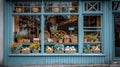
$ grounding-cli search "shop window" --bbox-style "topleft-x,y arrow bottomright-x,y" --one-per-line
44,15 -> 78,53
112,2 -> 120,11
83,16 -> 102,53
44,2 -> 78,13
84,1 -> 101,11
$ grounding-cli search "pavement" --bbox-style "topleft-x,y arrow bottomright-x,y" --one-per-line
0,61 -> 120,67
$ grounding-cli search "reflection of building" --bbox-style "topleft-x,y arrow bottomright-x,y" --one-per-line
3,0 -> 120,66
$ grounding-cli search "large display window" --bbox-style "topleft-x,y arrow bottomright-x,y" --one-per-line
10,1 -> 102,54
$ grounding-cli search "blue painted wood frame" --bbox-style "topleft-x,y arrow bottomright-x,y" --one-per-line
3,0 -> 114,66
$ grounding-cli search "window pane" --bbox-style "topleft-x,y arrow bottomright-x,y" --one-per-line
112,2 -> 120,11
14,16 -> 41,44
84,16 -> 101,27
13,2 -> 41,13
84,32 -> 101,53
44,15 -> 78,44
83,16 -> 102,53
84,2 -> 101,11
44,2 -> 78,13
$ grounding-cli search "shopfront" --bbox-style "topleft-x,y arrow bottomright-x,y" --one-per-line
3,0 -> 119,66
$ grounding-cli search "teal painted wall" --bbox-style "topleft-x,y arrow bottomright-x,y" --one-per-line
0,0 -> 3,65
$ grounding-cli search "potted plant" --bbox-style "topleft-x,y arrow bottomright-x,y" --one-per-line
70,35 -> 78,43
63,35 -> 70,43
29,44 -> 40,53
15,33 -> 25,43
84,35 -> 88,43
10,43 -> 23,54
58,35 -> 63,43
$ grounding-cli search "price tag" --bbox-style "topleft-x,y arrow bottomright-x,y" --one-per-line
68,27 -> 75,31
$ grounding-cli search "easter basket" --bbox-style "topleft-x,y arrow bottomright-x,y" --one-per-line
22,48 -> 30,54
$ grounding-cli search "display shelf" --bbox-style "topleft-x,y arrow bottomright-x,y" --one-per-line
9,53 -> 105,57
84,42 -> 101,44
44,43 -> 78,45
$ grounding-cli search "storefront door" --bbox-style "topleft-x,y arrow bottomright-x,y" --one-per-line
114,14 -> 120,58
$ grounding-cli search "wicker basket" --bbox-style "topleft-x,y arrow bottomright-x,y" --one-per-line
64,38 -> 70,43
93,50 -> 101,53
22,48 -> 30,54
46,49 -> 53,53
71,37 -> 78,43
84,50 -> 92,53
32,7 -> 40,12
32,50 -> 39,53
12,50 -> 20,54
65,50 -> 76,53
15,7 -> 22,13
54,51 -> 64,53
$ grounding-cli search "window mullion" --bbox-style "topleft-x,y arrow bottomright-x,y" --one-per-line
41,1 -> 44,54
79,1 -> 84,54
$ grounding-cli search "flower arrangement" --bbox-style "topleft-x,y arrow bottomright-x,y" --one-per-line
56,31 -> 66,43
54,44 -> 64,53
29,44 -> 40,50
10,43 -> 23,51
29,44 -> 40,53
10,43 -> 23,54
